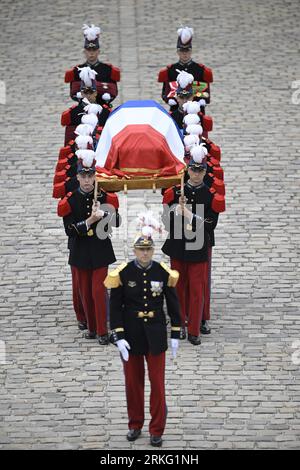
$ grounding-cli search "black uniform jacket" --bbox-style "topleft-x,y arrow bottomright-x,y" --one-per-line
162,182 -> 218,263
170,108 -> 185,130
170,108 -> 186,130
60,188 -> 121,269
108,260 -> 182,355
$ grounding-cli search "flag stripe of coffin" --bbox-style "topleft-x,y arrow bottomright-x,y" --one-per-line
95,100 -> 184,171
99,124 -> 185,177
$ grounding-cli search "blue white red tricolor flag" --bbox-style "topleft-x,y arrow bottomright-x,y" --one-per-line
95,100 -> 185,177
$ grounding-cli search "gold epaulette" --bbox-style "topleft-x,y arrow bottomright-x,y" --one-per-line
160,261 -> 179,287
104,262 -> 127,289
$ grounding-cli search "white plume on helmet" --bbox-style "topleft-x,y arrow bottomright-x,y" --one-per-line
177,26 -> 194,45
137,211 -> 161,237
184,134 -> 200,150
83,99 -> 103,115
75,149 -> 96,168
183,113 -> 200,126
75,135 -> 93,149
176,70 -> 194,89
186,123 -> 203,136
74,123 -> 94,136
141,225 -> 154,238
190,143 -> 208,163
183,101 -> 201,114
82,24 -> 101,41
78,66 -> 97,88
81,113 -> 98,129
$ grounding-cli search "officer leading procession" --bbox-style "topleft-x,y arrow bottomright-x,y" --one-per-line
53,23 -> 225,448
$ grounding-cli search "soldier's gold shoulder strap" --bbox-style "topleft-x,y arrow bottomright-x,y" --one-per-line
104,262 -> 127,289
160,261 -> 179,287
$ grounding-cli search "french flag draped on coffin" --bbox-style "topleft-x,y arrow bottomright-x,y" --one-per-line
95,100 -> 185,190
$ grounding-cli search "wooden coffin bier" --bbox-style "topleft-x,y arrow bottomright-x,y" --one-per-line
94,100 -> 186,194
95,172 -> 184,193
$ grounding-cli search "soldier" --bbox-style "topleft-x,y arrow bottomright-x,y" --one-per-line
57,151 -> 121,345
169,70 -> 194,129
61,66 -> 111,145
104,214 -> 182,447
169,70 -> 212,138
158,26 -> 213,111
161,146 -> 225,345
65,24 -> 120,106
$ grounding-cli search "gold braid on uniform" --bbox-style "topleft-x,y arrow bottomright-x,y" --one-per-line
160,262 -> 179,287
104,262 -> 127,289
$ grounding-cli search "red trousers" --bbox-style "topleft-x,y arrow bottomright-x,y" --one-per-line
123,352 -> 166,437
71,266 -> 108,335
171,257 -> 208,336
71,267 -> 86,324
202,247 -> 212,321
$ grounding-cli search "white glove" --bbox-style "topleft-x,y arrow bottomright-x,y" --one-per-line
116,339 -> 131,361
199,99 -> 206,107
168,98 -> 177,107
94,209 -> 105,219
171,338 -> 179,358
102,92 -> 111,101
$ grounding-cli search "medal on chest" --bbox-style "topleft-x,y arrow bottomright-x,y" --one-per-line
150,281 -> 163,297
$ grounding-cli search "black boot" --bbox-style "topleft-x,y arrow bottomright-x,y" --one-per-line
78,321 -> 87,331
150,435 -> 162,447
98,334 -> 109,345
188,334 -> 201,345
200,320 -> 211,335
83,331 -> 97,339
126,429 -> 141,441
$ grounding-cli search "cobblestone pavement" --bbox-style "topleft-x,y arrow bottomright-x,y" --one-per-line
1,0 -> 300,450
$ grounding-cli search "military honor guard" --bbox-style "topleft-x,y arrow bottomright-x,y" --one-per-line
57,151 -> 121,345
168,70 -> 213,140
65,24 -> 120,106
53,126 -> 97,199
61,66 -> 111,145
162,146 -> 225,345
158,26 -> 213,111
105,213 -> 182,447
